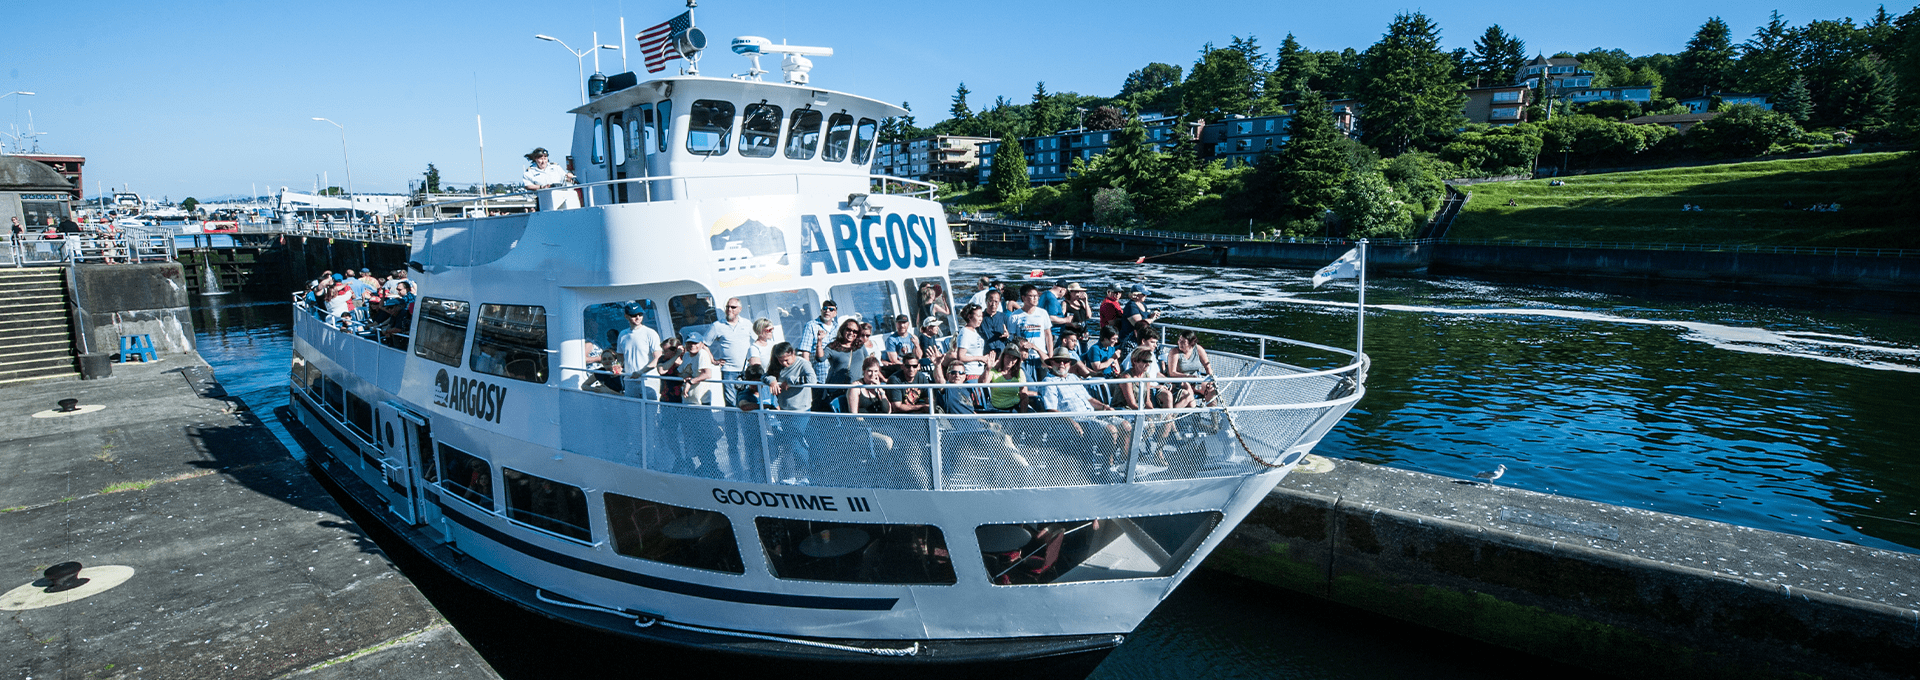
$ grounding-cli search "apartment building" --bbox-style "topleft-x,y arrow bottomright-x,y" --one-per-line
1463,85 -> 1533,125
874,134 -> 997,184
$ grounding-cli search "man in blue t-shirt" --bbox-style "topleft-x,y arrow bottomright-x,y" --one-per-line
881,314 -> 918,367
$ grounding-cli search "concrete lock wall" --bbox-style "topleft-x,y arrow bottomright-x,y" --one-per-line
66,263 -> 194,357
1209,460 -> 1920,680
1433,245 -> 1920,293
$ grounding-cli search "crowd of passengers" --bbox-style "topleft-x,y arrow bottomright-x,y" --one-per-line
588,276 -> 1219,419
298,267 -> 419,348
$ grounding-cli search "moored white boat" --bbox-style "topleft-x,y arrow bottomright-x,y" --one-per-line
284,15 -> 1365,665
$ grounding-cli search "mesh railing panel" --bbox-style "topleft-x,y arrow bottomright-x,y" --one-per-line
940,416 -> 1127,489
645,403 -> 766,482
558,391 -> 646,467
790,413 -> 933,490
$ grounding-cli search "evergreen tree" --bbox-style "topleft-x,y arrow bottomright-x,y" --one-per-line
1182,42 -> 1260,117
1260,90 -> 1351,224
1738,10 -> 1798,95
1670,17 -> 1738,97
1336,171 -> 1409,237
949,82 -> 974,121
1097,113 -> 1167,216
1030,82 -> 1066,136
987,135 -> 1031,207
422,164 -> 441,194
1468,25 -> 1527,86
1357,12 -> 1467,156
1893,7 -> 1920,135
1267,34 -> 1322,107
1832,55 -> 1896,128
1774,77 -> 1813,122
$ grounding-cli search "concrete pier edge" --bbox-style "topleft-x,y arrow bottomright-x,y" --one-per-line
1210,457 -> 1919,680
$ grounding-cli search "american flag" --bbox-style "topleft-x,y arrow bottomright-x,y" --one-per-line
636,11 -> 693,73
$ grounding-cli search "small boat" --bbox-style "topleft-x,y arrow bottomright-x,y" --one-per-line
284,15 -> 1364,665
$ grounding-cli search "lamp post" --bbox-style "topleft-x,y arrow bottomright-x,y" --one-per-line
311,118 -> 354,224
535,33 -> 621,104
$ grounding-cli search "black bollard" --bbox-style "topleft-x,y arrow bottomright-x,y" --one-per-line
43,562 -> 89,592
57,398 -> 80,413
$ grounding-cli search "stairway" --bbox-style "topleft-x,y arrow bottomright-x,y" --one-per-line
0,268 -> 80,385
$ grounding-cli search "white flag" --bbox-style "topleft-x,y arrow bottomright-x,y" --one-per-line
1312,248 -> 1360,288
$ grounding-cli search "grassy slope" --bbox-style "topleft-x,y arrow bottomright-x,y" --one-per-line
1449,151 -> 1920,248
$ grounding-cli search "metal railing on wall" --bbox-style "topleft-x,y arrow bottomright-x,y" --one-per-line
5,233 -> 176,267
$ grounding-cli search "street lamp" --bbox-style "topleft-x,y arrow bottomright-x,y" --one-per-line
0,91 -> 34,100
311,118 -> 355,224
535,33 -> 621,104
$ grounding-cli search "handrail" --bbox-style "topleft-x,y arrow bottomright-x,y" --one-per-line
415,171 -> 939,214
962,218 -> 1920,258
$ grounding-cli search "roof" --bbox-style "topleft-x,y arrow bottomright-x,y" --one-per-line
1523,55 -> 1582,67
1624,112 -> 1721,125
0,156 -> 75,190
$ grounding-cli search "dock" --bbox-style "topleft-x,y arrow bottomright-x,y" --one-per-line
0,353 -> 499,679
1213,456 -> 1920,680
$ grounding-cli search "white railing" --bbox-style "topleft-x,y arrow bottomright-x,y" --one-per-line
6,233 -> 176,267
413,171 -> 939,215
296,303 -> 1363,491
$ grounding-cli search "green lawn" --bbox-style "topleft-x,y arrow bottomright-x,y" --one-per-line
1449,151 -> 1920,248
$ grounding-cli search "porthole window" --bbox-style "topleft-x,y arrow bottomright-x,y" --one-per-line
606,494 -> 743,573
687,99 -> 735,156
738,102 -> 781,158
502,468 -> 591,542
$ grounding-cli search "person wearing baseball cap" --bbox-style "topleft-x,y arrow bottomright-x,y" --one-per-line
1038,345 -> 1126,465
616,303 -> 661,399
677,331 -> 719,406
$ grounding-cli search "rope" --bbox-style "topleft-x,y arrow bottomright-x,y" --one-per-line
535,588 -> 919,657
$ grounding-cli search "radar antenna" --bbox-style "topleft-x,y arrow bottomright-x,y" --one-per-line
729,36 -> 833,84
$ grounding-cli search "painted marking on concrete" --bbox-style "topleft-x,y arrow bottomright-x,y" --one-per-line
1293,454 -> 1335,474
31,404 -> 107,418
1498,506 -> 1622,542
0,565 -> 136,610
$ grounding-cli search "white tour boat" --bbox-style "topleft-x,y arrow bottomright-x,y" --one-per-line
286,18 -> 1365,665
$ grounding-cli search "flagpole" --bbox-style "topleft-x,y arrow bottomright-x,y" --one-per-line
1356,238 -> 1368,361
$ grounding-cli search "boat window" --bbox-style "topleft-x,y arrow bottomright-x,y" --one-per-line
583,300 -> 659,389
853,118 -> 878,164
667,293 -> 718,340
502,468 -> 591,542
627,113 -> 645,155
470,304 -> 549,384
413,298 -> 472,367
757,519 -> 956,585
687,99 -> 734,156
823,113 -> 854,162
593,117 -> 606,165
438,443 -> 494,512
905,277 -> 953,335
784,108 -> 823,160
975,511 -> 1221,586
656,99 -> 672,153
733,290 -> 817,352
344,391 -> 374,442
828,281 -> 899,330
290,350 -> 317,396
321,375 -> 344,415
609,113 -> 627,167
738,102 -> 781,159
605,494 -> 744,574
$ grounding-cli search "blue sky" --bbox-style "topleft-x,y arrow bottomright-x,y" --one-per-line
3,0 -> 1911,201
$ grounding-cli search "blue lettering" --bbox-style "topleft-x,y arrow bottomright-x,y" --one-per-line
829,214 -> 867,272
885,214 -> 912,269
860,216 -> 892,271
904,215 -> 928,268
799,215 -> 837,276
921,214 -> 942,265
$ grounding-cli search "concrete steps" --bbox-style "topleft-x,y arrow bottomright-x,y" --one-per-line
0,268 -> 78,385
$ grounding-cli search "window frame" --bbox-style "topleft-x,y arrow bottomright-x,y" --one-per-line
738,102 -> 783,159
413,298 -> 472,368
686,99 -> 735,157
469,303 -> 549,384
502,467 -> 593,542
